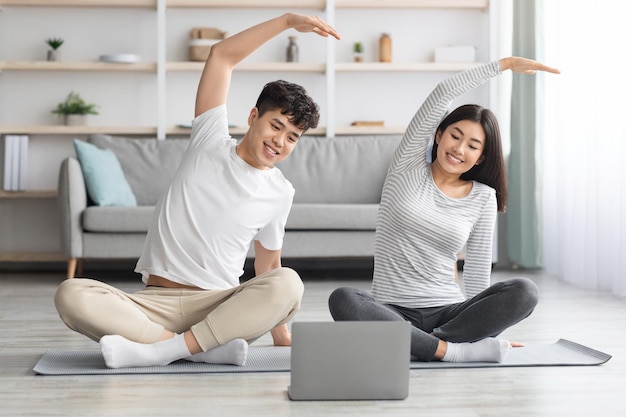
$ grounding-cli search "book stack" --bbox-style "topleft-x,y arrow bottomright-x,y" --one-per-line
2,135 -> 29,191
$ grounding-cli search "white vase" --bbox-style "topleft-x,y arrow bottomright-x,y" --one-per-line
64,114 -> 87,126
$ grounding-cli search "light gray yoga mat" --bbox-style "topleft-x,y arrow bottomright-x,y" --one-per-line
33,339 -> 611,375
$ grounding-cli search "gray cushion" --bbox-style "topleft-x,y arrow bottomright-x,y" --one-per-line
286,204 -> 379,230
82,206 -> 154,232
88,135 -> 189,206
277,135 -> 401,204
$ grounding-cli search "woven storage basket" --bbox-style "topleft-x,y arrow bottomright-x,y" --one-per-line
188,27 -> 226,62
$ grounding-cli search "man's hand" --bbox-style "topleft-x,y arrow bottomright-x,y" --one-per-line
271,323 -> 292,346
285,13 -> 341,40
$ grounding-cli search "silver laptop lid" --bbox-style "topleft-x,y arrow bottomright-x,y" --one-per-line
288,321 -> 411,401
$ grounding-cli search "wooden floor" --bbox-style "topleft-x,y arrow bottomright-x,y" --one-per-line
1,264 -> 625,417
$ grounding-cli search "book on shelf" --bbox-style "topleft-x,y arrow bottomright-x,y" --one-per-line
2,135 -> 12,191
2,135 -> 29,191
18,135 -> 29,190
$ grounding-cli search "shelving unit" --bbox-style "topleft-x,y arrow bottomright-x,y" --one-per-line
0,0 -> 493,262
0,0 -> 490,137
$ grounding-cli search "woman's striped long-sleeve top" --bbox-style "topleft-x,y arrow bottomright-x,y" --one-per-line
371,61 -> 502,308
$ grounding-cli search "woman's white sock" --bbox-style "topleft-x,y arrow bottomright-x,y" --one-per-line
100,333 -> 191,369
185,339 -> 249,366
442,338 -> 511,363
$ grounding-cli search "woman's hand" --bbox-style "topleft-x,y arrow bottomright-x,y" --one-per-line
500,57 -> 560,75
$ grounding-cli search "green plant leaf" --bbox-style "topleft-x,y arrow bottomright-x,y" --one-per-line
52,92 -> 99,115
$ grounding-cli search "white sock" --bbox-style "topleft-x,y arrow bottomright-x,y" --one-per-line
185,339 -> 249,366
442,338 -> 511,363
100,333 -> 191,369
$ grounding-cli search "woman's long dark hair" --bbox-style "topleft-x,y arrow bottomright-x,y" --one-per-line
430,104 -> 508,212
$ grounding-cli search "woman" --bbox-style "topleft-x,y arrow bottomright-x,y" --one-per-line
329,57 -> 560,363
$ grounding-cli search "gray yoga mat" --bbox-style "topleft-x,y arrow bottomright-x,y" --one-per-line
33,339 -> 611,375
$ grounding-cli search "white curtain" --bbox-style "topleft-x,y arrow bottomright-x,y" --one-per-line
540,1 -> 626,296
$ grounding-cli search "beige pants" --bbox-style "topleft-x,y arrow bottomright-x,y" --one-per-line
54,267 -> 304,352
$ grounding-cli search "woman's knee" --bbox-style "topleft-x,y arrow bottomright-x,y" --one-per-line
509,277 -> 539,311
328,287 -> 364,320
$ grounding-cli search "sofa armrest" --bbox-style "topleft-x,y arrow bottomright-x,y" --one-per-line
57,157 -> 86,258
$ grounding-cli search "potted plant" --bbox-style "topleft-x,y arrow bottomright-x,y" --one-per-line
46,37 -> 64,61
353,42 -> 364,63
52,92 -> 99,126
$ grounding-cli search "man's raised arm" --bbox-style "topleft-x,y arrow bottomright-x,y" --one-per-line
195,13 -> 340,117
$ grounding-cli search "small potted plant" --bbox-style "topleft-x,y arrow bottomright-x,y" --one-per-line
353,42 -> 364,63
52,92 -> 99,126
46,37 -> 64,61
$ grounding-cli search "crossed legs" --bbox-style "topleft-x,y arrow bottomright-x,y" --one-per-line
328,278 -> 538,362
54,267 -> 304,368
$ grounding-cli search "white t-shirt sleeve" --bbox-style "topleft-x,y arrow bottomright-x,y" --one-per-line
189,105 -> 231,149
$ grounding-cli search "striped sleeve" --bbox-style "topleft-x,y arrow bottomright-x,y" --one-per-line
462,185 -> 497,298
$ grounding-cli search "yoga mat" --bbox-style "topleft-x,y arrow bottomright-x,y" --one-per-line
33,339 -> 611,376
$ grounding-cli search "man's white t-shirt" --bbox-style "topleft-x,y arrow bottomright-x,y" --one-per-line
135,105 -> 295,290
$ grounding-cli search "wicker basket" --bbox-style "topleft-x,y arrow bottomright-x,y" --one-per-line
188,27 -> 226,62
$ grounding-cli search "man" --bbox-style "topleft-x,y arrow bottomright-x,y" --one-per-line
54,13 -> 340,368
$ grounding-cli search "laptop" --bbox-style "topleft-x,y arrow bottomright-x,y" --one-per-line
288,321 -> 411,401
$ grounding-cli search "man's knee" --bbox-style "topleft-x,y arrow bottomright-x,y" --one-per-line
54,278 -> 91,330
258,267 -> 304,304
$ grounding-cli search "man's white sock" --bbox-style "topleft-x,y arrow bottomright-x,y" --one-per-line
185,339 -> 249,366
100,333 -> 191,369
442,338 -> 511,363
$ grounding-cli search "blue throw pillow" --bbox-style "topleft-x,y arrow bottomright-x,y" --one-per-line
73,139 -> 137,207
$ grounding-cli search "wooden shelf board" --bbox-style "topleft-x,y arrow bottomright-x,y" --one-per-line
0,190 -> 57,199
0,61 -> 480,73
1,0 -> 486,8
0,252 -> 65,262
0,125 -> 329,137
166,0 -> 325,9
0,125 -> 391,137
335,62 -> 483,72
0,61 -> 156,72
167,61 -> 326,73
0,0 -> 155,7
334,126 -> 406,135
335,0 -> 488,8
0,125 -> 158,135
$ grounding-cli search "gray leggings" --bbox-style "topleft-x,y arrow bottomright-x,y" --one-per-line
328,278 -> 539,362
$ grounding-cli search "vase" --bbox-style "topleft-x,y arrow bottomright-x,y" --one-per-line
47,50 -> 57,62
286,36 -> 299,62
64,114 -> 87,126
